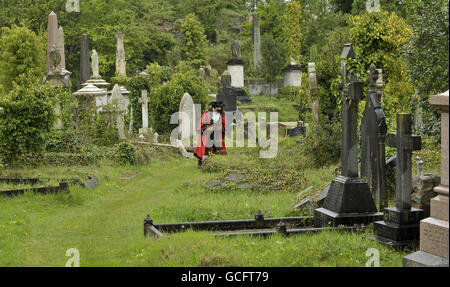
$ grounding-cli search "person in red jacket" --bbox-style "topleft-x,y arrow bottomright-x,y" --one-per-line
194,102 -> 227,168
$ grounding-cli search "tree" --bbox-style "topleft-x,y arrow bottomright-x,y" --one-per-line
260,33 -> 285,92
0,25 -> 45,93
177,13 -> 209,69
282,1 -> 303,65
405,0 -> 449,136
348,11 -> 414,129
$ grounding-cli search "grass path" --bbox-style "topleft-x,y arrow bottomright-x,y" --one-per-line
0,157 -> 409,267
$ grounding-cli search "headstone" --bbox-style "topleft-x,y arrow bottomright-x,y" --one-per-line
178,93 -> 196,147
373,113 -> 424,247
138,90 -> 151,135
80,34 -> 90,85
412,174 -> 440,218
216,71 -> 237,112
360,64 -> 388,209
294,197 -> 315,215
314,44 -> 383,227
283,64 -> 302,87
227,41 -> 245,89
110,84 -> 127,140
308,62 -> 320,125
84,177 -> 98,190
287,126 -> 306,137
404,90 -> 449,267
252,12 -> 262,71
115,32 -> 126,77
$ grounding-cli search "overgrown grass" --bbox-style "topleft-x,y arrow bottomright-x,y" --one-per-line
0,142 -> 410,267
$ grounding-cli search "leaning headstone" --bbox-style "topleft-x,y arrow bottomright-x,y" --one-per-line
115,32 -> 126,77
138,90 -> 151,135
80,34 -> 90,85
412,174 -> 440,218
110,84 -> 127,140
404,90 -> 449,267
373,113 -> 423,247
308,62 -> 320,125
314,44 -> 382,227
252,12 -> 262,71
360,64 -> 388,209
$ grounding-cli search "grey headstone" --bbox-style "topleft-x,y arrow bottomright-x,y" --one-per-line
317,185 -> 330,207
294,197 -> 315,214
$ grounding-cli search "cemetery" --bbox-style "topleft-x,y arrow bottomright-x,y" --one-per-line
0,0 -> 448,268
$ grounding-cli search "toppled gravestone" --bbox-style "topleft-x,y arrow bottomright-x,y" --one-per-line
317,185 -> 330,207
412,174 -> 440,218
294,197 -> 315,215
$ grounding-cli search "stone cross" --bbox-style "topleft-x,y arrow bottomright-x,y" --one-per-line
115,32 -> 126,77
340,44 -> 364,178
80,34 -> 90,84
360,64 -> 387,208
91,50 -> 99,78
388,113 -> 422,211
252,12 -> 262,71
47,12 -> 58,73
138,90 -> 150,134
308,62 -> 320,125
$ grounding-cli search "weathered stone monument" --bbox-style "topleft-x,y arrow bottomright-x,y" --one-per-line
404,90 -> 449,267
73,83 -> 108,129
110,84 -> 127,140
252,12 -> 262,71
80,34 -> 90,85
308,62 -> 320,125
115,32 -> 126,77
360,64 -> 388,209
283,59 -> 302,88
138,90 -> 151,135
44,12 -> 71,87
227,41 -> 244,87
314,44 -> 383,227
373,113 -> 423,247
82,50 -> 110,91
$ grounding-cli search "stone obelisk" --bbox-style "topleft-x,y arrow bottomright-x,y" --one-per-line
47,11 -> 58,73
115,32 -> 126,77
252,13 -> 262,71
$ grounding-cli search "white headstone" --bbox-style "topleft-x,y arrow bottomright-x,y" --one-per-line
179,93 -> 197,147
91,50 -> 100,78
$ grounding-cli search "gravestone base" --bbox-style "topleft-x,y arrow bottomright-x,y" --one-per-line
314,176 -> 383,227
139,127 -> 152,135
314,208 -> 383,227
44,71 -> 72,88
373,207 -> 423,248
403,251 -> 449,267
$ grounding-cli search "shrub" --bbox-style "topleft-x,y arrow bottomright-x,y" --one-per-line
0,83 -> 56,165
302,118 -> 342,168
150,69 -> 209,135
114,142 -> 139,165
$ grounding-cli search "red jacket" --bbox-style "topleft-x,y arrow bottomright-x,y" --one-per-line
194,110 -> 227,161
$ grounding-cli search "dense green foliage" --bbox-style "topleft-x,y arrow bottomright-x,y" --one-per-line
0,25 -> 45,93
151,69 -> 209,134
0,84 -> 56,165
176,13 -> 209,69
